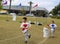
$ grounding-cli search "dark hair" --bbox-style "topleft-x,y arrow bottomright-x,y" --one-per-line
23,17 -> 27,20
52,20 -> 55,23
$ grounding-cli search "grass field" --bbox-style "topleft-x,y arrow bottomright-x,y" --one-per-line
0,15 -> 60,44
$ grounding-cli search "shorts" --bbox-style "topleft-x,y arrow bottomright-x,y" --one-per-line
51,29 -> 55,33
22,29 -> 28,33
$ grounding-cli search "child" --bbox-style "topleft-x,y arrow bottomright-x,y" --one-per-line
49,20 -> 57,38
43,25 -> 50,38
20,17 -> 31,44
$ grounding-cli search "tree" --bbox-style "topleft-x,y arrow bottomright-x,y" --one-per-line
50,3 -> 60,15
0,0 -> 2,1
20,8 -> 26,15
0,0 -> 2,9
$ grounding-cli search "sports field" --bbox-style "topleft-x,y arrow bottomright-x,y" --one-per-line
0,15 -> 60,44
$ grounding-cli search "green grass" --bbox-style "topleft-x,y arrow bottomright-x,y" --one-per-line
0,15 -> 60,44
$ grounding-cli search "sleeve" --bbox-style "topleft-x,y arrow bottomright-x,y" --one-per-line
49,24 -> 51,27
20,23 -> 23,28
54,24 -> 57,27
28,23 -> 31,27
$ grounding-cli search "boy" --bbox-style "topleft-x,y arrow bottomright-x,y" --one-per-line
43,25 -> 50,38
20,17 -> 31,44
49,20 -> 57,38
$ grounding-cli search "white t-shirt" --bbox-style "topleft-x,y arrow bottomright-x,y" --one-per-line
49,23 -> 57,30
20,22 -> 31,33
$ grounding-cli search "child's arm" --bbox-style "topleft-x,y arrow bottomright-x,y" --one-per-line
20,23 -> 24,30
28,23 -> 31,30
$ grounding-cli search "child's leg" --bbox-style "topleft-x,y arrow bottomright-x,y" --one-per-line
51,29 -> 55,37
26,30 -> 31,38
24,31 -> 28,41
24,30 -> 31,43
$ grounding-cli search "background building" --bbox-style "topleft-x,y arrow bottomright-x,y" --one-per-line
2,5 -> 49,17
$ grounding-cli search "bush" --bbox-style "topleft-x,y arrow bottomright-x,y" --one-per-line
50,16 -> 60,19
56,16 -> 60,19
50,16 -> 57,18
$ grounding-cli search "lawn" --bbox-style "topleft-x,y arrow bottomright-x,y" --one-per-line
0,15 -> 60,44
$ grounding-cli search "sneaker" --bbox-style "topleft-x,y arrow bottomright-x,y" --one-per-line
25,41 -> 27,44
28,34 -> 31,38
52,36 -> 55,38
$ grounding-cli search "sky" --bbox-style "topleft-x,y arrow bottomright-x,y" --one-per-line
3,0 -> 60,12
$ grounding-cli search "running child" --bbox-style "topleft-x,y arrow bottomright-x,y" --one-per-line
20,17 -> 31,44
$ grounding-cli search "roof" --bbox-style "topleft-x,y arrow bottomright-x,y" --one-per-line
3,5 -> 48,13
3,6 -> 29,11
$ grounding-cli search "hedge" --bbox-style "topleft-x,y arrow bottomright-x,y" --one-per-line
50,16 -> 60,19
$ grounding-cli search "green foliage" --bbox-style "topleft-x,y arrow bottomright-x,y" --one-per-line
0,0 -> 2,1
50,16 -> 60,19
50,3 -> 60,15
56,16 -> 60,19
20,8 -> 26,15
35,10 -> 47,17
0,1 -> 2,9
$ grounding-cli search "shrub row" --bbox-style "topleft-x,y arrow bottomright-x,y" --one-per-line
50,16 -> 60,19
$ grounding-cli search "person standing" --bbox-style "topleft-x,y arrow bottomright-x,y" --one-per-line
49,20 -> 57,38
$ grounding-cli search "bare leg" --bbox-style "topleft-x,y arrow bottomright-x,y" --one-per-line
24,31 -> 31,44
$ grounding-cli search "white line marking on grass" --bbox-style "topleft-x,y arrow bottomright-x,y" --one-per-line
0,35 -> 23,42
38,38 -> 48,44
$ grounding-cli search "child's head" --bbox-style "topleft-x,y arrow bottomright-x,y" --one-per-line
22,17 -> 27,22
52,20 -> 55,23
